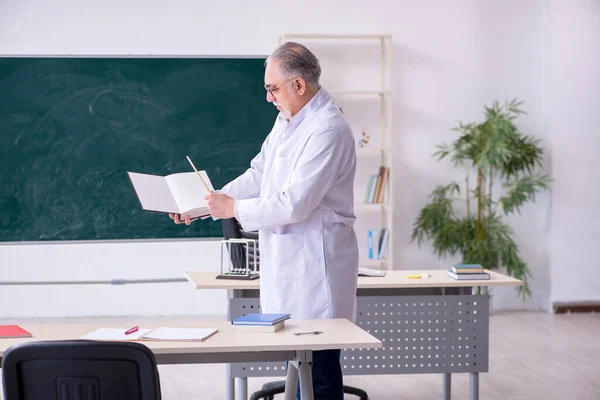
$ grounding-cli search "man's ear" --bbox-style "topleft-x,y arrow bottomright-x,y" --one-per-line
295,78 -> 307,95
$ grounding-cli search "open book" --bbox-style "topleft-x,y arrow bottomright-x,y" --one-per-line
127,171 -> 215,219
79,327 -> 219,342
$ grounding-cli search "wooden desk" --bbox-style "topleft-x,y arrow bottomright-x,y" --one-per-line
185,269 -> 523,400
185,269 -> 523,290
0,319 -> 381,400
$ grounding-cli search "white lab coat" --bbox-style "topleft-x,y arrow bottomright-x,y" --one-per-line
220,87 -> 359,321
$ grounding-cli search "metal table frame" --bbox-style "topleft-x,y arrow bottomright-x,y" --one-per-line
225,285 -> 488,400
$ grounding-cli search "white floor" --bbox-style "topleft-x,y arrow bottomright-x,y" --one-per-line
2,311 -> 599,399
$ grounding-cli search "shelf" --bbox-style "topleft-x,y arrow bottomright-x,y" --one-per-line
284,33 -> 393,274
356,147 -> 390,155
354,202 -> 387,210
360,259 -> 387,268
330,90 -> 390,97
281,34 -> 391,40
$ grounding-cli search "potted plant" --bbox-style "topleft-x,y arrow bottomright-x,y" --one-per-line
411,99 -> 551,298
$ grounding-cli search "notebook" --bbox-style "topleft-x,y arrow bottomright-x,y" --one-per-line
452,264 -> 484,274
0,325 -> 32,339
447,270 -> 490,280
80,327 -> 218,342
79,328 -> 154,341
142,327 -> 219,342
234,321 -> 286,333
231,313 -> 291,326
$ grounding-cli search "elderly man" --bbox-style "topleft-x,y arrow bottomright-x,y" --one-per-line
171,42 -> 358,399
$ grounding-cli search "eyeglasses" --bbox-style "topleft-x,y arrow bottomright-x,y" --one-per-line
264,77 -> 298,98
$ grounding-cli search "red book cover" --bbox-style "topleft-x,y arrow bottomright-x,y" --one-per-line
0,325 -> 32,338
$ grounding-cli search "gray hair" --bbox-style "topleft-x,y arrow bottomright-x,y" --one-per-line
266,42 -> 321,87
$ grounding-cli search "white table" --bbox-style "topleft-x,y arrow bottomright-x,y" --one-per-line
0,319 -> 381,400
185,269 -> 523,400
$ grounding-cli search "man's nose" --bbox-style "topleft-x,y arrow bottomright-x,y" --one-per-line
266,91 -> 275,102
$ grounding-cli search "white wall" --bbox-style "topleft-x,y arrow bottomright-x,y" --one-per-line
1,0 -> 595,318
548,0 -> 600,305
0,240 -> 225,318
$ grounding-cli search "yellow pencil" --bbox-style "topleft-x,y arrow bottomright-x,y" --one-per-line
186,156 -> 212,193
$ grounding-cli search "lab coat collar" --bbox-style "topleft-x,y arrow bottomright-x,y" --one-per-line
278,86 -> 329,129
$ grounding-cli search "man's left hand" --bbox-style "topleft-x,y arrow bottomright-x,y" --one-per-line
205,192 -> 235,219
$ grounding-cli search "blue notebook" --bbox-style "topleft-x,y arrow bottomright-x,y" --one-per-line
231,313 -> 291,326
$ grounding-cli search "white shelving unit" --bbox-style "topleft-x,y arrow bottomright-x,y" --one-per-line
279,34 -> 393,270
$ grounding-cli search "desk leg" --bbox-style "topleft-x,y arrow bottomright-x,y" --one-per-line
469,373 -> 479,400
236,377 -> 248,400
298,361 -> 314,400
226,364 -> 235,400
442,373 -> 451,400
285,350 -> 314,400
284,360 -> 299,400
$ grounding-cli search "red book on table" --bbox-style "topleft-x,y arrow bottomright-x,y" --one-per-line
0,325 -> 32,338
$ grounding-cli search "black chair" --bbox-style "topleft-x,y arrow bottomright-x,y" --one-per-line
221,218 -> 369,400
2,340 -> 161,400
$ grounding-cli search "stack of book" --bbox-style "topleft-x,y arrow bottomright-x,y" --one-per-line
447,264 -> 490,280
231,313 -> 291,333
368,228 -> 389,259
364,166 -> 389,204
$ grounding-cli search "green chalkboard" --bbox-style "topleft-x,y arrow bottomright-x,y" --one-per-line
0,57 -> 277,241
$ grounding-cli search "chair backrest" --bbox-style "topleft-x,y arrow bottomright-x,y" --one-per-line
221,218 -> 259,271
2,340 -> 161,400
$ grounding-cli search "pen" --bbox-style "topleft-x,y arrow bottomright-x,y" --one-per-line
124,326 -> 139,335
407,275 -> 421,279
294,331 -> 323,336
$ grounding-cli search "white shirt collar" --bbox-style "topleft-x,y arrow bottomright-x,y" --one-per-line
278,87 -> 328,128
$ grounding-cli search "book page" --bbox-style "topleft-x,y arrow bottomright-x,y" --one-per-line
142,327 -> 219,342
79,328 -> 153,341
128,172 -> 181,213
165,171 -> 214,215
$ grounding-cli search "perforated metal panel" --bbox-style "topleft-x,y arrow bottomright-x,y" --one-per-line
228,294 -> 489,378
229,298 -> 288,377
343,294 -> 489,375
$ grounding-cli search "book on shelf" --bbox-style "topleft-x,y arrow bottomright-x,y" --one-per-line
365,175 -> 377,203
378,228 -> 389,259
363,166 -> 389,204
375,166 -> 390,203
367,228 -> 388,259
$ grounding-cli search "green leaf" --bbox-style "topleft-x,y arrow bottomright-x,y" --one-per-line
498,174 -> 552,215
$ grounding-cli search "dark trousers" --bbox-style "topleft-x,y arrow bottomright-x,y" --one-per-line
292,349 -> 343,400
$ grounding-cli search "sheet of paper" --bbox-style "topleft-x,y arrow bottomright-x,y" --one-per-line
79,328 -> 153,341
128,172 -> 181,213
165,171 -> 213,213
142,327 -> 219,342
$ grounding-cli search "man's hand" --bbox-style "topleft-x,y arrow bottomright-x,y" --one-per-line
205,192 -> 235,219
169,213 -> 194,225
